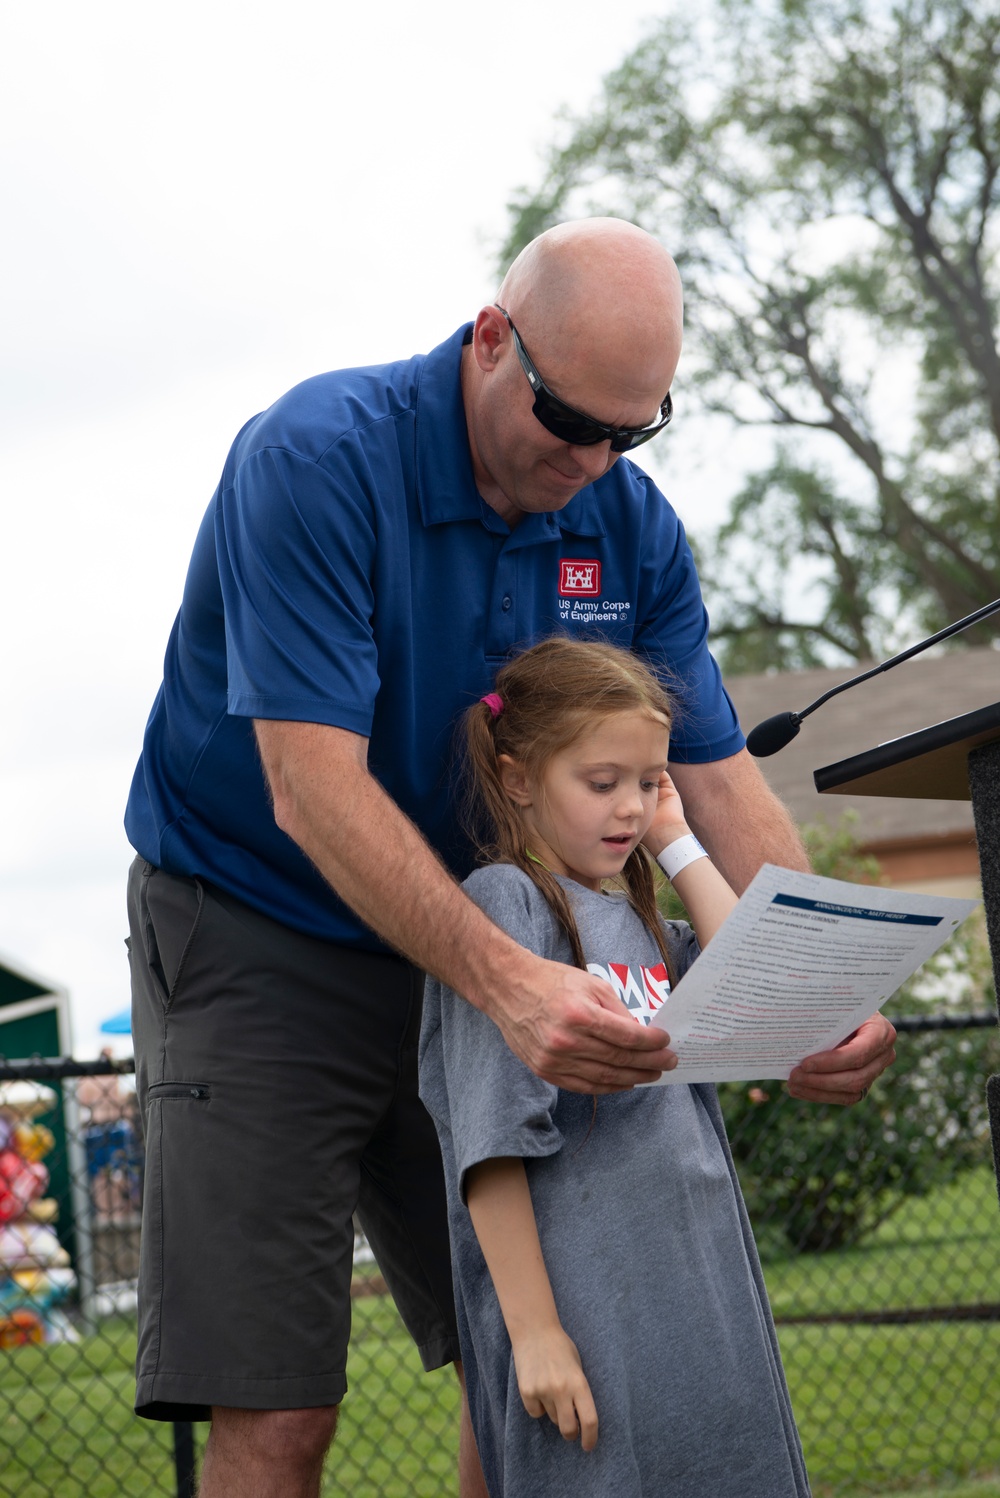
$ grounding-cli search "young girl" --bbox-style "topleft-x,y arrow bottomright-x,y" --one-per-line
419,639 -> 810,1498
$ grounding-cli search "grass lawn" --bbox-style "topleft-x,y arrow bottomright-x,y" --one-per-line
779,1319 -> 1000,1493
763,1165 -> 1000,1494
0,1168 -> 997,1495
833,1484 -> 1000,1498
761,1168 -> 1000,1318
0,1317 -> 176,1498
332,1294 -> 463,1496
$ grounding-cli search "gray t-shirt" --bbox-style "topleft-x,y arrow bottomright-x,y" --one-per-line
419,864 -> 810,1498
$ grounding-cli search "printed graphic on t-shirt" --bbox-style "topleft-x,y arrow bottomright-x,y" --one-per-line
587,961 -> 671,1025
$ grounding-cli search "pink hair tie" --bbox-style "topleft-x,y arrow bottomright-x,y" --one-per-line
480,692 -> 504,718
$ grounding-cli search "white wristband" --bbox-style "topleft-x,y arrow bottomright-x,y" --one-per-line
656,834 -> 709,883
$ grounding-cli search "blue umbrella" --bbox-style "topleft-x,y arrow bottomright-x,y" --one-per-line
99,1007 -> 132,1035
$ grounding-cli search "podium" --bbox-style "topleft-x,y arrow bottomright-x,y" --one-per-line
814,702 -> 1000,1199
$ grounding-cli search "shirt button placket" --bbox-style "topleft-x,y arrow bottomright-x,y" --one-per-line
499,587 -> 514,653
486,557 -> 517,659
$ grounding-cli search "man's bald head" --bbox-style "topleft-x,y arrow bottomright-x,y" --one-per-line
496,219 -> 682,393
461,219 -> 683,527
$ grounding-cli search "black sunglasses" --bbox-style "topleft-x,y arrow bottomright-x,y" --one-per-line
496,306 -> 673,453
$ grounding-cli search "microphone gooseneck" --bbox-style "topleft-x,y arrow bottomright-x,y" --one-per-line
745,597 -> 1000,758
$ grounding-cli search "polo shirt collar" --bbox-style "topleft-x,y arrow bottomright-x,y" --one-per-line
414,324 -> 606,539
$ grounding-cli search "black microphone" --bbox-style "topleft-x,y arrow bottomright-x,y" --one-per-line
746,597 -> 1000,758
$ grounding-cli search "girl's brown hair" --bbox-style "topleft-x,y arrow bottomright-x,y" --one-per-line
463,638 -> 676,979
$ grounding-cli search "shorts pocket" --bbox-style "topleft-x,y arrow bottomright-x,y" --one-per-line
148,1082 -> 211,1102
139,870 -> 206,1014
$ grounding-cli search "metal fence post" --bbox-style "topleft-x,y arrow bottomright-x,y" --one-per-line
61,1076 -> 98,1333
173,1420 -> 197,1498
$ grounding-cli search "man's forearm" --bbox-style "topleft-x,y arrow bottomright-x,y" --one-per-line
691,794 -> 807,894
669,749 -> 808,894
255,719 -> 527,1014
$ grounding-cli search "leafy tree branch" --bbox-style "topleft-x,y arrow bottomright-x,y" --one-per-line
503,0 -> 1000,668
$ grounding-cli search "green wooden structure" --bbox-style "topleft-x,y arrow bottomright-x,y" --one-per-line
0,951 -> 71,1062
0,952 -> 80,1279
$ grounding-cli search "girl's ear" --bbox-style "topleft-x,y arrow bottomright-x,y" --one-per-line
498,754 -> 532,807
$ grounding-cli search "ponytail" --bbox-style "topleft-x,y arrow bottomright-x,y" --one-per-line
463,699 -> 589,969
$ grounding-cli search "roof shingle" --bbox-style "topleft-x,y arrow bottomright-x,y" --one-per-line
723,646 -> 999,844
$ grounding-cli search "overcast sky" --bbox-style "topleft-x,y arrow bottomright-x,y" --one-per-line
1,0 -> 747,1058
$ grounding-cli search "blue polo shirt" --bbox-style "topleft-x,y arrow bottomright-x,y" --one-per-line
125,324 -> 744,948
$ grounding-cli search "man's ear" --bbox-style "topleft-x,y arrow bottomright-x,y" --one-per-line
471,305 -> 507,373
498,754 -> 532,807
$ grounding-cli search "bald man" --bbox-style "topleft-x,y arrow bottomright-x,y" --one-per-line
125,219 -> 895,1497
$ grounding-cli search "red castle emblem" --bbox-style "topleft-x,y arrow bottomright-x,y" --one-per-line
559,559 -> 601,596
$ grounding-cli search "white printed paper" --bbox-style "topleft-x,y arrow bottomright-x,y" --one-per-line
650,864 -> 976,1083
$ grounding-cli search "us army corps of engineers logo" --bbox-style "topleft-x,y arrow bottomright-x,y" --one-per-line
557,558 -> 633,625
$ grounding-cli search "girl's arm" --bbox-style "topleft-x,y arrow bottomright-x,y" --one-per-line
641,772 -> 739,947
465,1156 -> 599,1451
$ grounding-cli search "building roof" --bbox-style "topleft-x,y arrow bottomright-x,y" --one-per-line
723,645 -> 1000,845
0,952 -> 58,1011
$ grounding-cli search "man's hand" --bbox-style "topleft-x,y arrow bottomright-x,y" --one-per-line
788,1013 -> 897,1105
486,959 -> 677,1094
513,1325 -> 599,1451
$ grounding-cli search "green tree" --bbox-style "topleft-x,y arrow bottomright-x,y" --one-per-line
502,0 -> 1000,670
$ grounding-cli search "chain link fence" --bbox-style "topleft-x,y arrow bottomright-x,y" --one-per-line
0,1017 -> 997,1497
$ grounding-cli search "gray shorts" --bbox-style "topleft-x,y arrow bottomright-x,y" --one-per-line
126,858 -> 460,1421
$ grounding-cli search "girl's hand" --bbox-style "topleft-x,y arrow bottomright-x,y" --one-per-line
512,1325 -> 599,1450
640,771 -> 690,859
